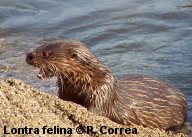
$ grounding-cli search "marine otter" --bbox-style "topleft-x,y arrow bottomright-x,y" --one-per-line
26,40 -> 187,132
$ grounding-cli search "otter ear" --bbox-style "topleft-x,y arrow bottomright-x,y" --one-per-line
71,52 -> 90,65
71,52 -> 78,58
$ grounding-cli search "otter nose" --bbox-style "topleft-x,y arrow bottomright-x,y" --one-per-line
26,52 -> 36,64
27,52 -> 34,61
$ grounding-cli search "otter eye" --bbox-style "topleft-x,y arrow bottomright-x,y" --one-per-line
42,52 -> 50,58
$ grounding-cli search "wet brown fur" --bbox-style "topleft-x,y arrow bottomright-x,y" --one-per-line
26,40 -> 187,132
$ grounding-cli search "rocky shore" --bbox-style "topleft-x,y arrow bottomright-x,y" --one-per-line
0,78 -> 188,137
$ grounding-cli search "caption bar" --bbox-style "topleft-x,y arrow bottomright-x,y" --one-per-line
3,126 -> 137,135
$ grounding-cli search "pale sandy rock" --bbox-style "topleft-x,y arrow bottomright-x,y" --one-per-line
0,79 -> 188,137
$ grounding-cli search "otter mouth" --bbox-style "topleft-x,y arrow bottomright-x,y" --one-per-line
37,68 -> 54,79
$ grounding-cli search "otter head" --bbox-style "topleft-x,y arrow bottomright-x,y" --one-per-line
26,40 -> 111,89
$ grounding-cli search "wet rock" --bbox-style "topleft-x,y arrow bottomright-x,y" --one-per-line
0,38 -> 6,54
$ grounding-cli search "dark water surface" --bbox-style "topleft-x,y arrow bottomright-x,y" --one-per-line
0,0 -> 192,124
